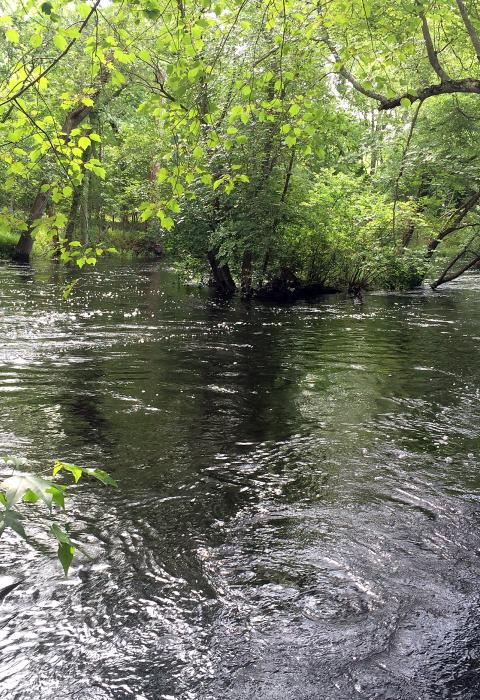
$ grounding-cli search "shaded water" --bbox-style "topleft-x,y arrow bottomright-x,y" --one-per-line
1,259 -> 480,700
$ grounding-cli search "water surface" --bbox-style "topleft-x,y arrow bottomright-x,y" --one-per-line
1,260 -> 480,699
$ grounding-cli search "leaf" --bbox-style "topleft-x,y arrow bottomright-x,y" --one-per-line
22,488 -> 39,503
1,473 -> 56,507
92,166 -> 105,179
77,3 -> 91,19
81,97 -> 94,107
166,199 -> 180,214
400,97 -> 411,108
53,33 -> 68,52
5,28 -> 19,44
113,49 -> 133,64
156,167 -> 168,183
63,278 -> 79,300
78,136 -> 91,150
84,468 -> 118,487
30,33 -> 43,49
0,510 -> 26,539
50,525 -> 75,575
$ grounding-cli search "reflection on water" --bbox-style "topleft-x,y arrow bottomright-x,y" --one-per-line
1,260 -> 480,699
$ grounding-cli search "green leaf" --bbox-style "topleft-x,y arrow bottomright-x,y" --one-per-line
84,468 -> 118,487
53,33 -> 68,52
0,510 -> 26,539
400,97 -> 411,108
30,33 -> 43,49
53,461 -> 82,482
51,524 -> 75,575
78,136 -> 91,150
5,28 -> 19,44
166,199 -> 180,213
1,473 -> 56,507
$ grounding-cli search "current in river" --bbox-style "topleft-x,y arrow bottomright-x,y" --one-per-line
1,260 -> 480,699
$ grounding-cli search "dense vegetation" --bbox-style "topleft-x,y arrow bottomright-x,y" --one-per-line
2,0 -> 480,295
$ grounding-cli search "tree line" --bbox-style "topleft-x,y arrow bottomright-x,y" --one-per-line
2,0 -> 480,296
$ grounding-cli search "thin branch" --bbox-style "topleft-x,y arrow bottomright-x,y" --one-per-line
427,189 -> 480,258
323,35 -> 387,104
419,9 -> 450,81
392,99 -> 423,241
455,0 -> 480,63
0,0 -> 101,109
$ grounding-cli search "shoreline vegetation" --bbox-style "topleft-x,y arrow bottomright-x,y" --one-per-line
2,1 -> 480,298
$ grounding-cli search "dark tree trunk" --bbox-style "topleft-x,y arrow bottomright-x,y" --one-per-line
13,190 -> 50,261
64,188 -> 82,243
240,249 -> 253,298
207,250 -> 236,294
12,76 -> 107,261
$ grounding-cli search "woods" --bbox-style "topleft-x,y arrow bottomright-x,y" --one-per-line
2,0 -> 480,293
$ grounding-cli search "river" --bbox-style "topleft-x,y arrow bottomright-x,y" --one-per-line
1,259 -> 479,699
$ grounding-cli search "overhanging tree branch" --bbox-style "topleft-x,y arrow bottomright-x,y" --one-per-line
455,0 -> 480,63
426,189 -> 480,258
419,9 -> 450,82
0,0 -> 101,109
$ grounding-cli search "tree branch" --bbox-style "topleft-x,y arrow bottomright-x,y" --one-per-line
455,0 -> 480,63
0,0 -> 101,109
419,10 -> 450,82
426,189 -> 480,258
323,36 -> 387,104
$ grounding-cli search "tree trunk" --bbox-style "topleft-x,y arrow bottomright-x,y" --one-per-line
13,78 -> 107,261
207,250 -> 236,294
240,249 -> 253,298
12,190 -> 50,261
64,187 -> 82,243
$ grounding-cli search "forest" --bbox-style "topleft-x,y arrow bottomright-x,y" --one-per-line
2,0 -> 480,297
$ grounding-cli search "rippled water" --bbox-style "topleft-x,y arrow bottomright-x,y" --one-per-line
1,259 -> 480,699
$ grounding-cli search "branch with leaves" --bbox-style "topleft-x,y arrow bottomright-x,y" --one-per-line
0,457 -> 117,575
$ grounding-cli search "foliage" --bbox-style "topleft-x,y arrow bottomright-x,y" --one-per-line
0,456 -> 117,575
1,0 -> 480,289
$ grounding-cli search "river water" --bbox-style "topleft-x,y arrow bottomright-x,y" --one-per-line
0,260 -> 479,699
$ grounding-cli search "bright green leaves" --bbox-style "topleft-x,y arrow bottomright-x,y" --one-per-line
30,32 -> 43,48
53,33 -> 68,52
0,457 -> 117,575
1,473 -> 63,508
78,135 -> 91,150
77,2 -> 91,19
5,28 -> 19,44
50,524 -> 75,576
0,509 -> 26,539
53,461 -> 118,487
113,48 -> 134,64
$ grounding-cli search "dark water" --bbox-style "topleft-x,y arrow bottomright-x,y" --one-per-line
1,260 -> 480,700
